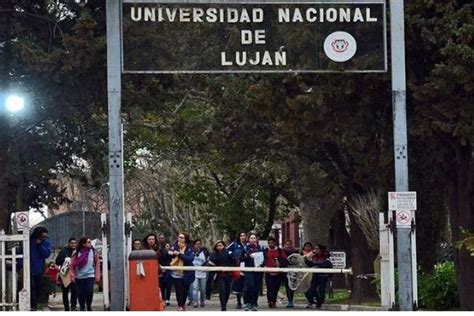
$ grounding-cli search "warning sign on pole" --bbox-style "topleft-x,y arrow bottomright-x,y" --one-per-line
16,211 -> 30,232
396,210 -> 412,227
388,191 -> 417,211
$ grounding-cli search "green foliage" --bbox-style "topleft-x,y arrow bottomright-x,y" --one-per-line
418,262 -> 460,310
455,229 -> 474,256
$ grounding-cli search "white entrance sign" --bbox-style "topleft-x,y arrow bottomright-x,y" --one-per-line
122,0 -> 387,73
16,211 -> 30,231
329,251 -> 346,268
388,191 -> 417,211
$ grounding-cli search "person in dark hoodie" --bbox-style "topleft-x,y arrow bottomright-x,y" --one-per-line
209,240 -> 234,311
30,226 -> 52,311
241,232 -> 264,311
159,241 -> 172,306
168,232 -> 195,311
55,237 -> 78,311
304,244 -> 332,309
227,231 -> 247,309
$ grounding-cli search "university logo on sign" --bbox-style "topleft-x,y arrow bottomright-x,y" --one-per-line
121,0 -> 387,73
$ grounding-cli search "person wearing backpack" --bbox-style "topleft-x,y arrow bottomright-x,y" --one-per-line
56,237 -> 78,311
70,237 -> 101,311
263,236 -> 288,309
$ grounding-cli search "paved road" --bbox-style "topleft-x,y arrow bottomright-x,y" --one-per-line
44,291 -> 380,312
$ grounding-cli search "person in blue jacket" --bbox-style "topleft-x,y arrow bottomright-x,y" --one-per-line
168,232 -> 195,311
226,231 -> 247,309
241,232 -> 264,311
30,226 -> 52,311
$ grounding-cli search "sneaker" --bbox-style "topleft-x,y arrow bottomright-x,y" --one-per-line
166,300 -> 170,306
178,306 -> 185,311
306,304 -> 314,309
71,307 -> 77,311
200,302 -> 205,307
286,302 -> 294,308
251,305 -> 258,311
268,302 -> 276,308
244,304 -> 251,311
187,301 -> 193,306
193,302 -> 198,308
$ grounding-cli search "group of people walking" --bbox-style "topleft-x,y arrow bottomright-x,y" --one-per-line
28,226 -> 331,312
133,230 -> 333,311
29,226 -> 100,312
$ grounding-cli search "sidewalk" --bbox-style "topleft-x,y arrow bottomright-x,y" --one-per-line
43,291 -> 381,312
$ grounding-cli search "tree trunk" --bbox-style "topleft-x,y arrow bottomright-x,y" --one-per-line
330,207 -> 351,289
300,193 -> 333,246
261,188 -> 278,239
348,210 -> 378,303
447,143 -> 474,310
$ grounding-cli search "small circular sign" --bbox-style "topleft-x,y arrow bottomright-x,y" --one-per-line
16,212 -> 29,230
396,211 -> 411,225
324,31 -> 357,63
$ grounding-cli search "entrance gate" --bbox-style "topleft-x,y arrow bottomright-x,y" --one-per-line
0,230 -> 30,311
106,0 -> 415,310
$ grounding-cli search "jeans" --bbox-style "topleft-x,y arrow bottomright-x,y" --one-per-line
265,274 -> 282,304
192,277 -> 207,304
244,272 -> 262,306
305,275 -> 328,307
30,274 -> 43,310
217,275 -> 232,309
61,282 -> 78,310
75,277 -> 95,311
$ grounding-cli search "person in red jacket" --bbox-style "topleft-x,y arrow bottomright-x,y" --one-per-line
263,236 -> 288,308
44,262 -> 60,298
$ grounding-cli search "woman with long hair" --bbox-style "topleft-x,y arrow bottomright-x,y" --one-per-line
168,233 -> 195,311
241,232 -> 264,311
132,239 -> 143,250
301,241 -> 314,256
159,242 -> 173,306
191,239 -> 208,308
70,237 -> 101,311
142,233 -> 158,251
209,240 -> 234,311
227,231 -> 247,309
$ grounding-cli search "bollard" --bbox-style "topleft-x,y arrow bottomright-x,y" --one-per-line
128,250 -> 164,311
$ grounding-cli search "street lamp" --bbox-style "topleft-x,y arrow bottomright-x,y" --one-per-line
6,95 -> 25,113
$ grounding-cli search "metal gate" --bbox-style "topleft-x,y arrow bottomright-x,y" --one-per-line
0,229 -> 30,311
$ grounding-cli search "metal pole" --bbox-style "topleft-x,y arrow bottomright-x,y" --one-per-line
390,0 -> 413,311
106,0 -> 125,310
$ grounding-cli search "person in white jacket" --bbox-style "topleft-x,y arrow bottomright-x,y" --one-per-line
191,239 -> 208,307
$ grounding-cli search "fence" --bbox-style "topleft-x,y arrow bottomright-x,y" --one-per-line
0,229 -> 30,311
